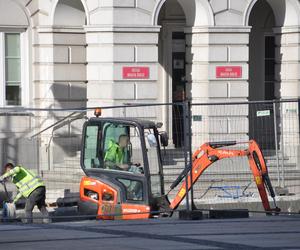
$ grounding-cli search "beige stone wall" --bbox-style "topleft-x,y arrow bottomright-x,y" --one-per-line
6,0 -> 298,111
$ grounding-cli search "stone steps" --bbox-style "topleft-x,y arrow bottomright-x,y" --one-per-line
166,178 -> 300,200
162,168 -> 298,180
163,157 -> 296,166
43,167 -> 83,174
44,181 -> 80,190
42,173 -> 84,183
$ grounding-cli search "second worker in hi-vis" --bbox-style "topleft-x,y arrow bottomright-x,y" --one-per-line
0,163 -> 50,223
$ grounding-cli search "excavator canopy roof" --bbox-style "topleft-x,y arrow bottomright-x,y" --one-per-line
88,117 -> 157,129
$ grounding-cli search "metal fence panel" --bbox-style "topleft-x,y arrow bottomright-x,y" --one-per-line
190,100 -> 300,212
0,100 -> 299,215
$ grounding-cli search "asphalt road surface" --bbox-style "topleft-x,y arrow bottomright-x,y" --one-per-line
0,216 -> 300,250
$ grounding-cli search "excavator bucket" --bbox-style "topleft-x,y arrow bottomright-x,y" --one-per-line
247,140 -> 280,213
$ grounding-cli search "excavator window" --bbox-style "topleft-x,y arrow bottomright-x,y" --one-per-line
145,130 -> 163,197
83,125 -> 101,168
82,122 -> 144,175
117,178 -> 143,201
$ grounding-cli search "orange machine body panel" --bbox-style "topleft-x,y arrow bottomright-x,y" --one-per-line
119,204 -> 151,220
80,176 -> 150,220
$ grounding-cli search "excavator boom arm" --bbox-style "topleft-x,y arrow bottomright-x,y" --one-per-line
169,140 -> 279,213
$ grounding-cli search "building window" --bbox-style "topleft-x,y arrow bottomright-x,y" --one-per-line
5,33 -> 21,105
0,32 -> 24,106
265,36 -> 275,100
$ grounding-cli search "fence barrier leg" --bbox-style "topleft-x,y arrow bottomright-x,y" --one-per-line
183,102 -> 190,212
178,102 -> 202,220
280,103 -> 285,188
273,102 -> 280,188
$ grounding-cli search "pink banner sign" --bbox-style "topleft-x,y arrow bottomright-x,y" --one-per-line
216,66 -> 242,78
123,67 -> 150,79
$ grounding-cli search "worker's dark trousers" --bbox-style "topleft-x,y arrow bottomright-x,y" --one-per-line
24,186 -> 50,223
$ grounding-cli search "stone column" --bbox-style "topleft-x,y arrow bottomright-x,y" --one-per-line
275,27 -> 300,98
85,25 -> 161,119
186,27 -> 250,147
33,26 -> 87,169
275,26 -> 300,170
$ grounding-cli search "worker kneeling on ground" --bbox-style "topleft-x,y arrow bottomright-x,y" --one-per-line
0,163 -> 50,223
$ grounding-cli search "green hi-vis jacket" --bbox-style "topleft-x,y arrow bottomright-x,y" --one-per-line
104,140 -> 125,164
0,166 -> 45,203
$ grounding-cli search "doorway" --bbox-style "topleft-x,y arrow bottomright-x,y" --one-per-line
158,0 -> 187,148
248,0 -> 278,150
172,32 -> 186,147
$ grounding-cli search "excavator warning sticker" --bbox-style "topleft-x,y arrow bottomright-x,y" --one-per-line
255,176 -> 262,185
83,180 -> 97,186
178,188 -> 186,198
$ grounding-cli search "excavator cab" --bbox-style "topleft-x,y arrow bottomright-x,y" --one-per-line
78,117 -> 167,219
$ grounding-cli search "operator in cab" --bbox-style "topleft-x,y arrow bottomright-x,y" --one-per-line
104,134 -> 143,174
104,134 -> 130,170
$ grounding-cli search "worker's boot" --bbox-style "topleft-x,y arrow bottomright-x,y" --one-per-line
23,210 -> 33,224
40,206 -> 51,223
42,217 -> 51,224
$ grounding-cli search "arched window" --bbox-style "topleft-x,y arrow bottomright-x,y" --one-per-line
0,0 -> 29,106
54,0 -> 86,26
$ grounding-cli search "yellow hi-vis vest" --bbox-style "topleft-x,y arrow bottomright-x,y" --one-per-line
2,166 -> 45,203
104,140 -> 125,164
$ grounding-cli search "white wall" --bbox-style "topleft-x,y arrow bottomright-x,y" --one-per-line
54,0 -> 86,26
0,0 -> 28,26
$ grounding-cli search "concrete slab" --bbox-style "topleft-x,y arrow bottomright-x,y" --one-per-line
0,216 -> 299,250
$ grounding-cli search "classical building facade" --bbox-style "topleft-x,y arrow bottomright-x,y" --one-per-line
1,0 -> 300,107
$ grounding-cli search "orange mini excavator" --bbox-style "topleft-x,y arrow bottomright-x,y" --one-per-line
78,112 -> 280,220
